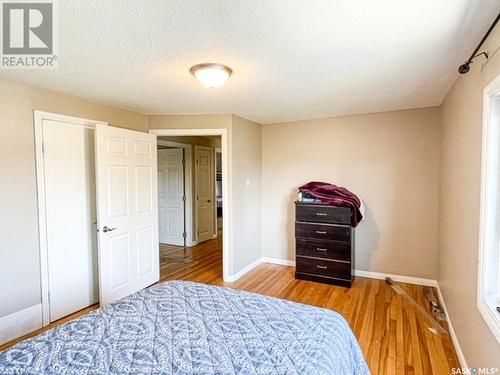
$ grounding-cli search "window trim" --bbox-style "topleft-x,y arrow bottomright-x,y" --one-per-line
478,74 -> 500,344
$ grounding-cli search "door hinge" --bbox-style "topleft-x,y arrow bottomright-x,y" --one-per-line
41,143 -> 45,153
182,158 -> 186,165
183,232 -> 187,238
182,195 -> 186,201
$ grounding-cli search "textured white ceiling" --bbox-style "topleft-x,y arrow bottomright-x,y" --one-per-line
1,0 -> 498,124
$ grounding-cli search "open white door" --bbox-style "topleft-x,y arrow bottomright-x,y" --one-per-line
158,148 -> 185,246
195,146 -> 214,243
95,124 -> 159,305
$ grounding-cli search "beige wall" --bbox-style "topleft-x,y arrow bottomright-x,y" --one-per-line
438,27 -> 500,367
149,114 -> 233,131
231,115 -> 262,272
0,79 -> 148,317
262,107 -> 441,279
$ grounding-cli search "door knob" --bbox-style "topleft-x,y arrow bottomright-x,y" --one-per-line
102,226 -> 117,233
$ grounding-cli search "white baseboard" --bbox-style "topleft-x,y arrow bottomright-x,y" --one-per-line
0,304 -> 43,345
354,270 -> 438,287
261,257 -> 296,267
435,285 -> 468,369
225,257 -> 264,282
231,258 -> 439,287
225,257 -> 297,282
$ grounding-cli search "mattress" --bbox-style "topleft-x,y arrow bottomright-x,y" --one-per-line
0,281 -> 370,374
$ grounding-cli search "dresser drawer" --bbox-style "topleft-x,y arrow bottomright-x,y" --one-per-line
296,204 -> 350,224
296,239 -> 350,261
296,256 -> 351,280
295,222 -> 351,241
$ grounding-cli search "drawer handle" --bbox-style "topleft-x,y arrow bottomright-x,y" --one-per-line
316,212 -> 328,216
316,248 -> 327,252
315,231 -> 327,234
316,265 -> 327,269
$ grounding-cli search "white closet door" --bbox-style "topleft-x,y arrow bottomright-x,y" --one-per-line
43,119 -> 98,322
158,148 -> 185,246
94,124 -> 159,305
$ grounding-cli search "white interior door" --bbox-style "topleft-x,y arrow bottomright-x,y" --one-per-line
158,148 -> 185,246
95,124 -> 159,305
42,119 -> 98,322
195,146 -> 213,243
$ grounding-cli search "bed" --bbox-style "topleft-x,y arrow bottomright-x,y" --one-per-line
0,281 -> 370,374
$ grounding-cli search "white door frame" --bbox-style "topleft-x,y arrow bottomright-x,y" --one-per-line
157,140 -> 196,246
150,129 -> 231,282
34,111 -> 107,326
477,74 -> 500,343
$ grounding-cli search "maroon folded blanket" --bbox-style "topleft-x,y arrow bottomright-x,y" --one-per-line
299,181 -> 363,227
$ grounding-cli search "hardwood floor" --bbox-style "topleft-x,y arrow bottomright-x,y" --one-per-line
160,235 -> 460,374
2,233 -> 460,374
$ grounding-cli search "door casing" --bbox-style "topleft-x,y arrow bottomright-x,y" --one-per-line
149,129 -> 231,282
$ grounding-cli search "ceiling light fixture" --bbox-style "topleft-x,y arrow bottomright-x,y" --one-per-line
190,63 -> 233,88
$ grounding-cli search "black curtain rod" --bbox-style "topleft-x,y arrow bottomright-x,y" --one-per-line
458,11 -> 500,74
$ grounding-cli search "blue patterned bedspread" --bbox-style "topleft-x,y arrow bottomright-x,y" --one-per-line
0,281 -> 370,374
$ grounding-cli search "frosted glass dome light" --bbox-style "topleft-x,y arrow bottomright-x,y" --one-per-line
190,63 -> 233,89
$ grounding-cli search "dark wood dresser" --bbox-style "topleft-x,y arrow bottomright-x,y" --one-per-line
295,202 -> 354,287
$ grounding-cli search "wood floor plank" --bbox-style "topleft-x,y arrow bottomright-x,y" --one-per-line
408,302 -> 424,375
396,293 -> 405,374
0,234 -> 461,374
